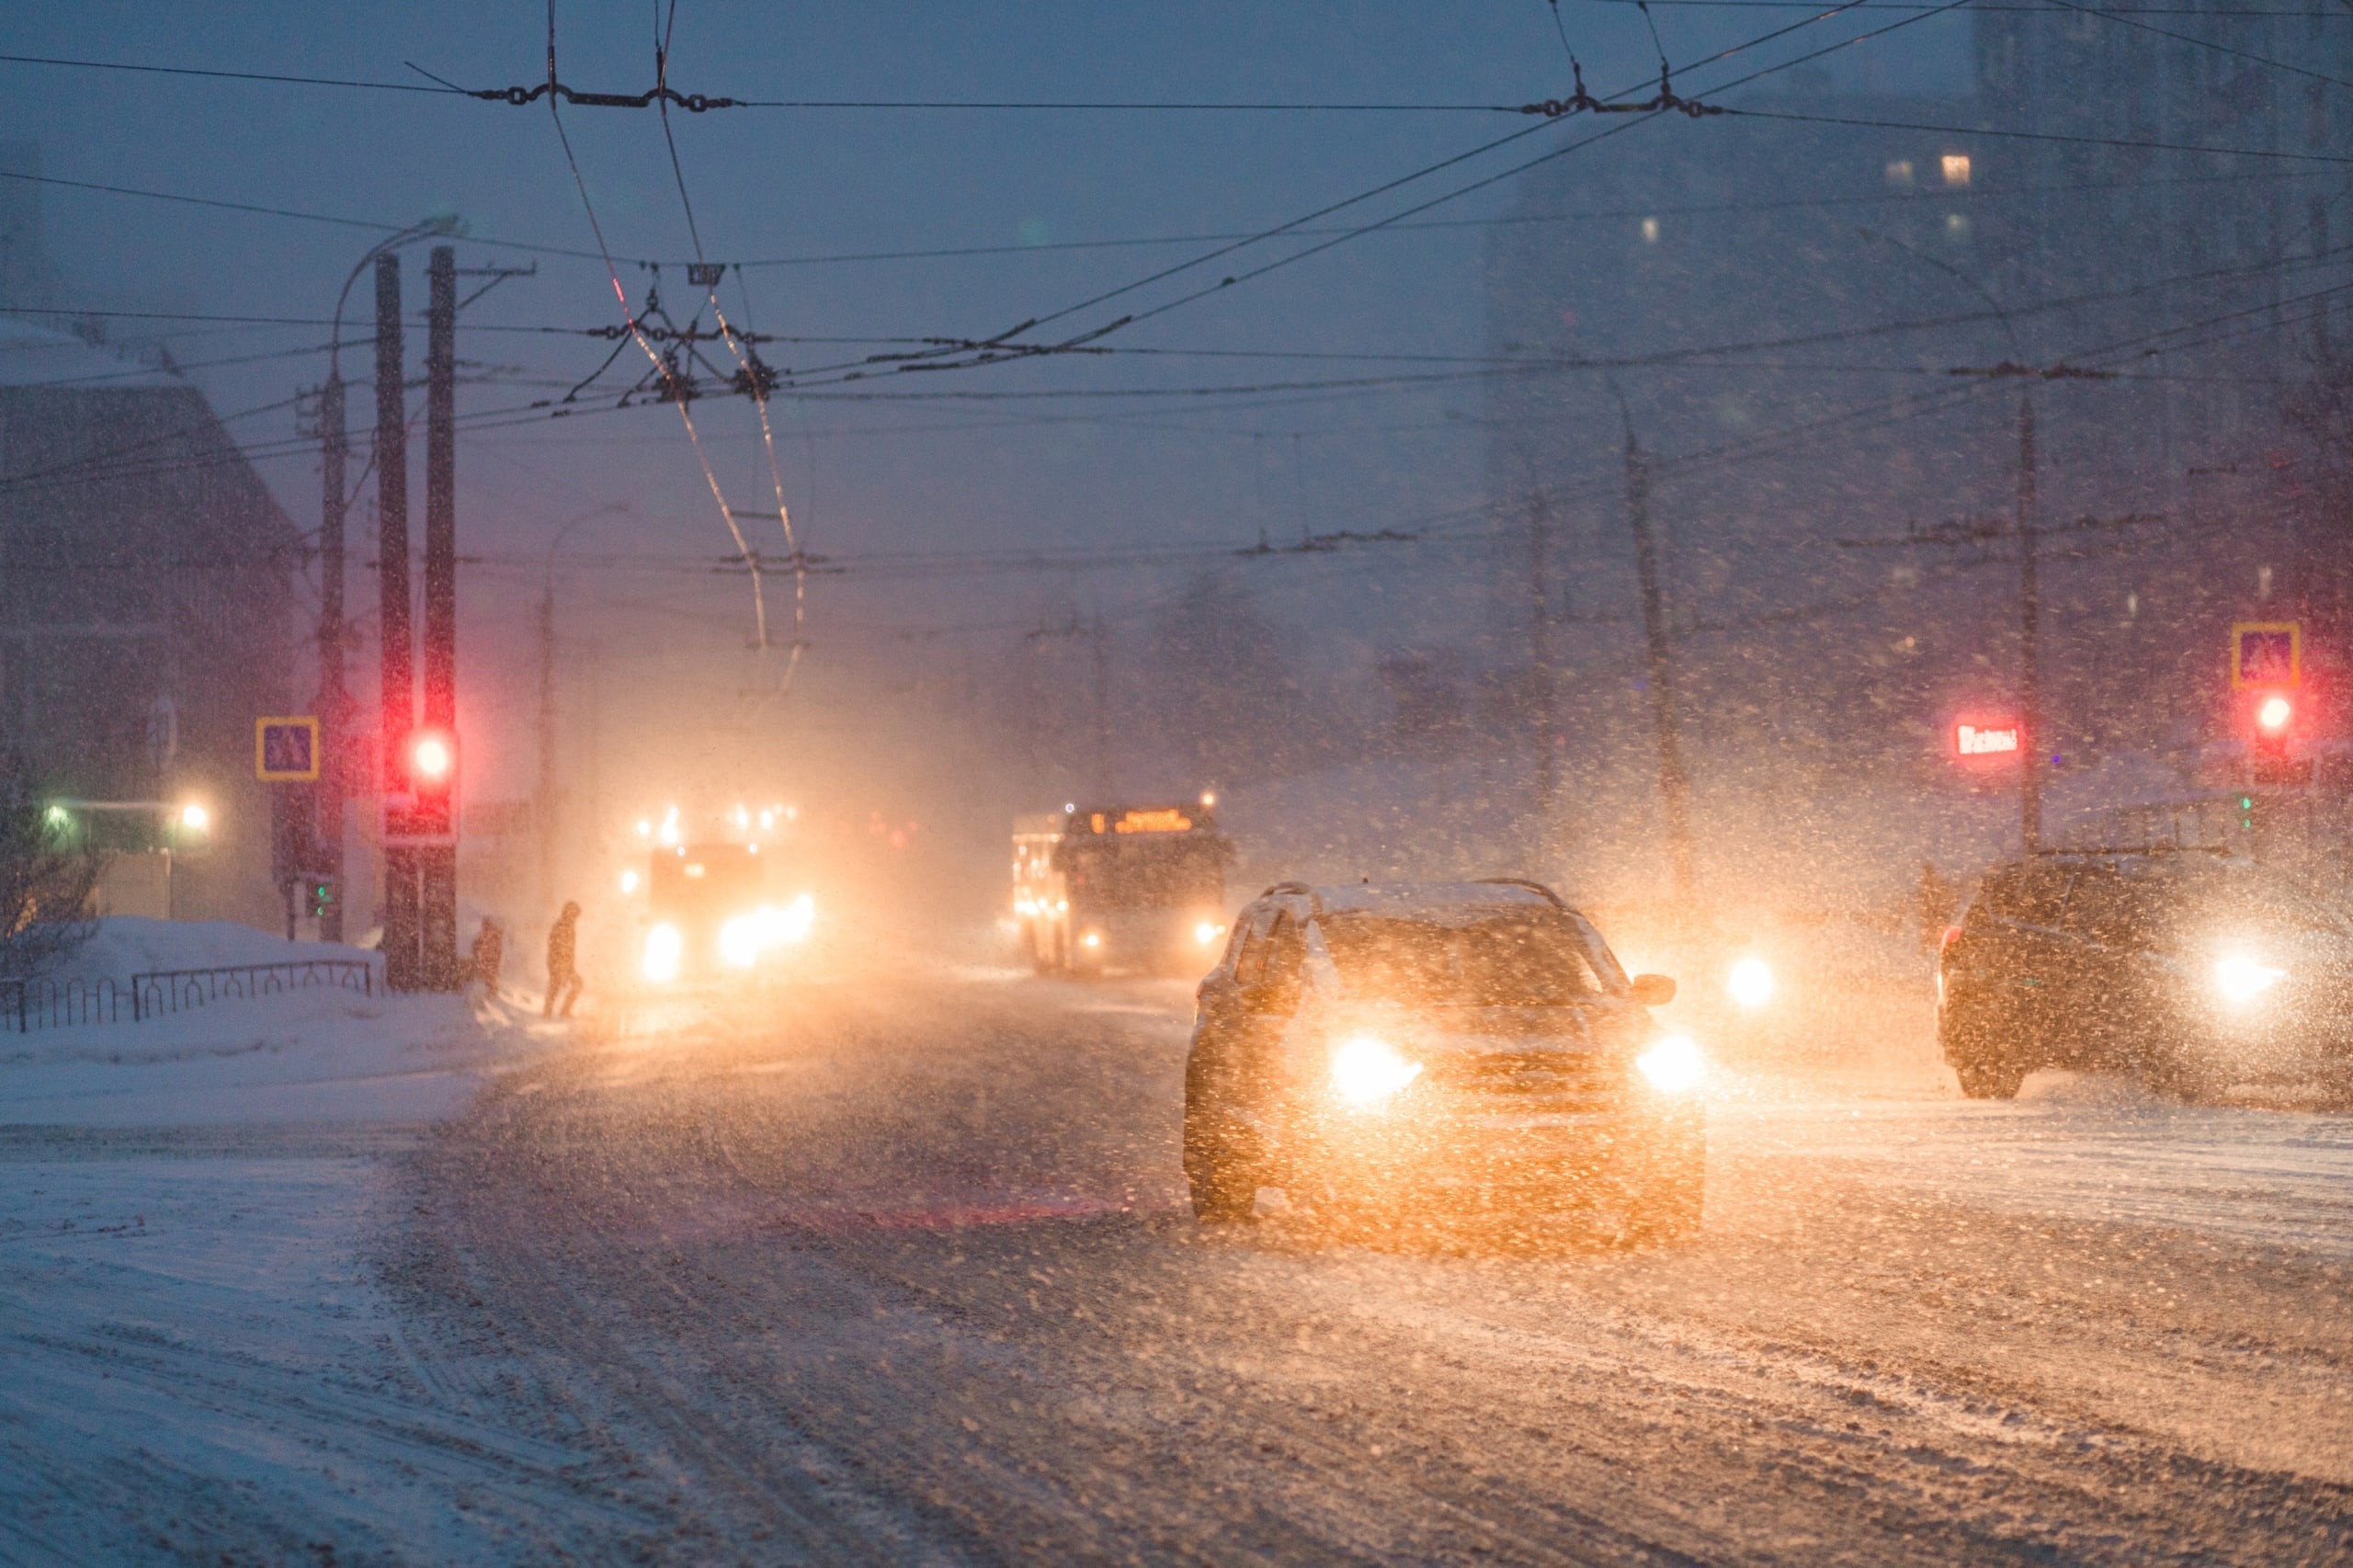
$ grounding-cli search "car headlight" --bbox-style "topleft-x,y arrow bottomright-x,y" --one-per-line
2213,953 -> 2284,1006
642,923 -> 683,983
1194,920 -> 1223,947
1636,1034 -> 1707,1094
719,914 -> 763,969
1331,1035 -> 1421,1108
1727,956 -> 1775,1009
778,892 -> 815,944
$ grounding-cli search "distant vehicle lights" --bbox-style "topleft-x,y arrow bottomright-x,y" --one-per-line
1727,956 -> 1776,1009
642,923 -> 684,983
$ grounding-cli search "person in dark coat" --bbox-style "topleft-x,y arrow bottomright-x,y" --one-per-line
469,917 -> 505,997
545,901 -> 583,1017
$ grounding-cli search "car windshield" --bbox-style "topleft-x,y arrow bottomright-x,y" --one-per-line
1317,911 -> 1610,1006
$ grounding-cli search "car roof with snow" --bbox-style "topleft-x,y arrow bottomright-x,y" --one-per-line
1257,881 -> 1572,923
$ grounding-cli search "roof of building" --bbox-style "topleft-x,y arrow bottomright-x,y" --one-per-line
0,315 -> 184,390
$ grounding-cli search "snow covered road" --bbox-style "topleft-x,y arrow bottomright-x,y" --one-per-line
381,964 -> 2353,1564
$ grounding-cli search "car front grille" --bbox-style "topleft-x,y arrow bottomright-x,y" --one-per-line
1427,1050 -> 1625,1114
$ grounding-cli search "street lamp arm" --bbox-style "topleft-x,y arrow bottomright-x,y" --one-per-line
330,215 -> 462,377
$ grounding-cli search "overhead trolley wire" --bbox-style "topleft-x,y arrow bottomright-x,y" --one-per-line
653,0 -> 808,694
537,0 -> 772,651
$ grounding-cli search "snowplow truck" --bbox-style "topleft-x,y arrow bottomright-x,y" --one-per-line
1014,802 -> 1233,976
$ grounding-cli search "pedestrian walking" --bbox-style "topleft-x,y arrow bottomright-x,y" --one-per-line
469,916 -> 504,1000
545,901 -> 584,1018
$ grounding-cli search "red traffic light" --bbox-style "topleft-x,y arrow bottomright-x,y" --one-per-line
407,729 -> 456,783
2256,693 -> 2292,733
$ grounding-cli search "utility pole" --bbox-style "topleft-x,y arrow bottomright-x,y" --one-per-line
1527,488 -> 1558,829
375,253 -> 421,990
1090,612 -> 1112,801
1624,421 -> 1697,914
537,582 -> 557,909
2016,389 -> 2042,853
315,371 -> 347,941
419,244 -> 460,989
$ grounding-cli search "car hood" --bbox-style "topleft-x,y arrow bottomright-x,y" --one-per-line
1333,998 -> 1654,1057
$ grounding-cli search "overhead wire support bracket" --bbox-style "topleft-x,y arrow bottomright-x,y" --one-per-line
1520,62 -> 1723,119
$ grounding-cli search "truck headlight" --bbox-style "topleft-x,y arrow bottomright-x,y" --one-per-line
1331,1035 -> 1421,1108
1727,956 -> 1775,1009
642,923 -> 683,983
719,914 -> 763,969
1636,1034 -> 1707,1094
2213,953 -> 2284,1006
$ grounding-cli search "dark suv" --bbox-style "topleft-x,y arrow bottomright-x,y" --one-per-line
1182,880 -> 1706,1240
1938,849 -> 2353,1099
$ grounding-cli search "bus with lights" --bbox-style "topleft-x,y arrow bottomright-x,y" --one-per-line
1014,797 -> 1233,976
621,804 -> 816,984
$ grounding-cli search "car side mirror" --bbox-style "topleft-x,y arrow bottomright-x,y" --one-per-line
1629,973 -> 1677,1006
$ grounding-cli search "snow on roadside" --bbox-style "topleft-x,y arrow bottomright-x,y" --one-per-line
0,918 -> 602,1561
3,917 -> 544,1127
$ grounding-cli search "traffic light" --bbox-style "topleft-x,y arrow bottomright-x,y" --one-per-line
2246,691 -> 2305,787
306,876 -> 336,922
383,727 -> 460,846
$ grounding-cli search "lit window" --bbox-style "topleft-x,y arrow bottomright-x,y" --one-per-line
1640,216 -> 1660,244
1941,153 -> 1972,187
1884,159 -> 1915,186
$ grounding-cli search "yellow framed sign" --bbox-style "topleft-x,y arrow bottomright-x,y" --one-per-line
2230,622 -> 2301,689
256,716 -> 321,781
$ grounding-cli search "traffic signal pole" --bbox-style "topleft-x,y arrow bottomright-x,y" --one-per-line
419,245 -> 460,990
375,253 -> 423,990
2016,390 -> 2042,854
315,369 -> 347,941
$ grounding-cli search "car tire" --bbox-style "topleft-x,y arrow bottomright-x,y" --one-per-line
1183,1051 -> 1261,1223
1954,1060 -> 2027,1099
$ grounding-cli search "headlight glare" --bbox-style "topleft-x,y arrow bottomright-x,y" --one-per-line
2213,953 -> 2284,1006
1331,1035 -> 1421,1108
1637,1034 -> 1708,1094
1727,956 -> 1775,1009
642,923 -> 684,983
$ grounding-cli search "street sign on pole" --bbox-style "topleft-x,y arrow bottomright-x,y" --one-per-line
1952,719 -> 2021,758
2231,621 -> 2301,688
256,716 -> 321,781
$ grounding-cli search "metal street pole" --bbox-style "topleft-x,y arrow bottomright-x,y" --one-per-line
1621,415 -> 1697,912
375,251 -> 421,989
537,504 -> 625,913
2016,390 -> 2041,853
1528,487 -> 1559,826
323,217 -> 453,948
1861,230 -> 2041,853
419,245 -> 460,990
315,371 -> 347,941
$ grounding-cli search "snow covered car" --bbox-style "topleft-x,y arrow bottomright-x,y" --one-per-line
1181,880 -> 1706,1239
1938,848 -> 2353,1099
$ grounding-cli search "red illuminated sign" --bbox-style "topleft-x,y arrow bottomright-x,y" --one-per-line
1953,721 -> 2020,757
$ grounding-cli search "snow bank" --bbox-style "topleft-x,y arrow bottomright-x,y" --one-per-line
62,915 -> 369,986
0,916 -> 544,1127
